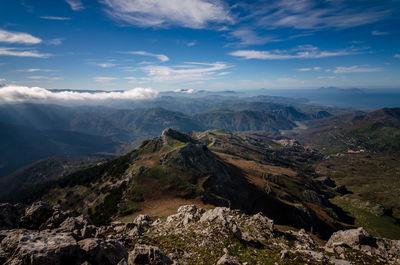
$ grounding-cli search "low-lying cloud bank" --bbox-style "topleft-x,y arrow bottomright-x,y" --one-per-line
0,85 -> 158,102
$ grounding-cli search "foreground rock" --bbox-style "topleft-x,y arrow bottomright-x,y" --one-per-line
0,229 -> 80,265
326,227 -> 400,264
1,201 -> 399,264
79,238 -> 127,265
128,244 -> 172,265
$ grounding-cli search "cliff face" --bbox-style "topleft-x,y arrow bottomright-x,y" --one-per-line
1,201 -> 399,265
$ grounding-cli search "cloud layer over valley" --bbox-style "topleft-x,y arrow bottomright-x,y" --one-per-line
0,85 -> 158,102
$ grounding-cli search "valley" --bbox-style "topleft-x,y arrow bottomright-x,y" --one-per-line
1,97 -> 399,264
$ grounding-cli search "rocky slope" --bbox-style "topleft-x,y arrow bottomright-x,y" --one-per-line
1,201 -> 399,265
9,128 -> 352,239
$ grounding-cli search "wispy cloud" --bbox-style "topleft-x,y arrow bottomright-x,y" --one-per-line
371,30 -> 389,36
94,77 -> 117,83
141,62 -> 231,82
125,51 -> 169,62
0,29 -> 41,44
333,66 -> 383,74
394,54 -> 400,58
186,41 -> 197,47
96,63 -> 116,68
40,16 -> 71,21
17,68 -> 56,72
278,77 -> 306,83
65,0 -> 84,11
0,85 -> 158,102
0,47 -> 51,58
27,76 -> 60,81
246,0 -> 391,30
229,28 -> 276,46
47,38 -> 64,45
174,88 -> 197,94
101,0 -> 233,29
317,76 -> 338,80
297,67 -> 321,72
230,45 -> 354,60
124,76 -> 151,84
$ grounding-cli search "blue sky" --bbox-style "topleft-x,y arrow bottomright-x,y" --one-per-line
0,0 -> 400,94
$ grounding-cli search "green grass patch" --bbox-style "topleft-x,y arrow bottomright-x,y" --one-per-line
331,196 -> 400,239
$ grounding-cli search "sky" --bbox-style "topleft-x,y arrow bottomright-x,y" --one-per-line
0,0 -> 400,95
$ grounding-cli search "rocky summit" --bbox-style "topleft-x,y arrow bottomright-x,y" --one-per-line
1,201 -> 400,265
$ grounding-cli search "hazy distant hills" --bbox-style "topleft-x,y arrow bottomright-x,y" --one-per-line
0,121 -> 117,177
294,107 -> 400,154
0,155 -> 109,199
0,102 -> 332,178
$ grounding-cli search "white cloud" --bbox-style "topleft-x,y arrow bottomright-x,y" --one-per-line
125,51 -> 169,62
297,67 -> 321,71
124,76 -> 151,84
230,46 -> 353,60
216,71 -> 231,76
94,77 -> 118,83
0,85 -> 158,102
65,0 -> 84,11
371,30 -> 389,36
47,38 -> 64,45
317,76 -> 337,80
0,29 -> 41,44
186,41 -> 197,47
249,0 -> 390,30
27,76 -> 60,81
333,66 -> 383,74
18,69 -> 56,72
174,88 -> 197,94
40,16 -> 71,21
394,54 -> 400,58
141,62 -> 230,82
96,63 -> 116,68
0,47 -> 51,58
101,0 -> 233,29
229,28 -> 275,46
278,77 -> 304,83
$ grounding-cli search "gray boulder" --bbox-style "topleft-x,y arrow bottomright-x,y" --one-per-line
20,201 -> 54,229
326,227 -> 400,263
326,227 -> 373,249
166,205 -> 204,227
78,238 -> 128,265
128,244 -> 173,265
40,206 -> 71,230
57,215 -> 96,240
0,229 -> 80,265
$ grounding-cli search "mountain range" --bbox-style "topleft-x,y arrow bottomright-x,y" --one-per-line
0,102 -> 331,178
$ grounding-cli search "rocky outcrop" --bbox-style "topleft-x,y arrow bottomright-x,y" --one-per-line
0,229 -> 81,265
166,205 -> 204,227
326,227 -> 400,264
0,202 -> 398,264
39,205 -> 70,230
20,201 -> 54,229
78,238 -> 127,265
56,215 -> 96,240
128,244 -> 172,265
